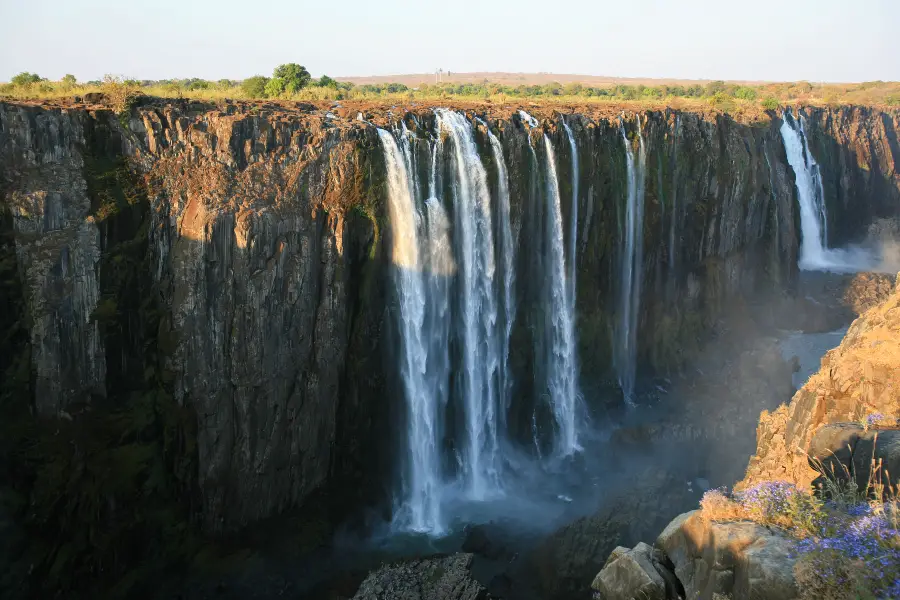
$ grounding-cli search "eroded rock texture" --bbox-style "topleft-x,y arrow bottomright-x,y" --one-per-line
742,274 -> 900,490
1,100 -> 898,543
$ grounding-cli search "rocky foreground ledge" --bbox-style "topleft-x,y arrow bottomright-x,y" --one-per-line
593,273 -> 900,600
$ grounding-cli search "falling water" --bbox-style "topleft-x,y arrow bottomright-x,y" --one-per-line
519,109 -> 539,128
668,116 -> 680,273
780,110 -> 875,272
542,134 -> 580,454
616,121 -> 646,404
377,128 -> 445,532
484,126 -> 517,422
435,109 -> 503,498
561,119 -> 579,318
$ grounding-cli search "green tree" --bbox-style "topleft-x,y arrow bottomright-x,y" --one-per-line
734,86 -> 758,101
272,63 -> 311,93
61,74 -> 77,86
241,75 -> 269,98
761,97 -> 779,111
264,77 -> 286,97
317,75 -> 337,88
705,80 -> 727,96
11,72 -> 42,86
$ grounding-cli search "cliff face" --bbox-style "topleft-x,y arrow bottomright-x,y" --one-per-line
1,99 -> 897,546
743,273 -> 900,489
804,106 -> 900,245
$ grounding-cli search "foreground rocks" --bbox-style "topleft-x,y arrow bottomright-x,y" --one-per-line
594,511 -> 798,600
351,554 -> 490,600
808,422 -> 900,497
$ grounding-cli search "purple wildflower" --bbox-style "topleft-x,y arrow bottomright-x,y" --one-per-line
866,413 -> 886,427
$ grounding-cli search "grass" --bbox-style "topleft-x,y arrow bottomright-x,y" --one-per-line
698,432 -> 900,600
2,76 -> 899,120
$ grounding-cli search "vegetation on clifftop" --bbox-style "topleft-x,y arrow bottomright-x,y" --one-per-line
2,68 -> 899,114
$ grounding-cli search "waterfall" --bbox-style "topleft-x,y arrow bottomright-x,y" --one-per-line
780,110 -> 874,272
542,134 -> 580,454
434,109 -> 502,499
780,111 -> 829,270
669,116 -> 680,272
377,128 -> 445,532
616,121 -> 646,404
561,120 -> 579,320
378,109 -> 596,535
484,126 -> 517,423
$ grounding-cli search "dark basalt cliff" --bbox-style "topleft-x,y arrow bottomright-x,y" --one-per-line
1,98 -> 898,595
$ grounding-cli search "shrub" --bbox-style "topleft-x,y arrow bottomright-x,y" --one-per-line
61,74 -> 77,87
795,502 -> 900,599
11,72 -> 42,87
734,86 -> 758,101
317,75 -> 337,88
241,75 -> 269,98
710,91 -> 736,113
886,95 -> 899,107
101,74 -> 142,115
264,77 -> 286,98
700,482 -> 825,536
761,97 -> 779,111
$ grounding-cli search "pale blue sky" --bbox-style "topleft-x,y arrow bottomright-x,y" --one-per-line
0,0 -> 896,83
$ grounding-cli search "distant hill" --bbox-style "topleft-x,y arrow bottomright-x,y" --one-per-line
336,72 -> 772,87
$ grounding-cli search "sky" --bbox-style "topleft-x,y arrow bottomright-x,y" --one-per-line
0,0 -> 897,83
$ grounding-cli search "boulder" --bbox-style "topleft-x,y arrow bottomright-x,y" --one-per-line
351,553 -> 489,600
526,467 -> 696,600
807,423 -> 900,498
654,511 -> 798,600
82,92 -> 107,104
852,428 -> 900,496
591,542 -> 667,600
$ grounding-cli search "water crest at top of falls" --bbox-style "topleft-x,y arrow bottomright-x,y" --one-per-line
780,110 -> 878,273
615,121 -> 646,404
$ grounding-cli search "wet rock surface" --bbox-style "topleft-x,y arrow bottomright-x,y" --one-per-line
351,554 -> 490,600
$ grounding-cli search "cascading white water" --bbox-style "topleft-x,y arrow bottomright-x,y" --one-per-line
561,120 -> 579,320
616,121 -> 646,404
484,126 -> 517,423
668,116 -> 680,272
434,109 -> 503,499
780,111 -> 830,270
779,110 -> 877,272
542,134 -> 580,454
379,110 -> 598,534
377,128 -> 445,532
519,109 -> 539,128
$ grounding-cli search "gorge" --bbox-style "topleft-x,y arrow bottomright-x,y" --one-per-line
1,97 -> 899,599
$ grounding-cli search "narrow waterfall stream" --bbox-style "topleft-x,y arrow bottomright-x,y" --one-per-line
780,109 -> 879,272
484,126 -> 517,427
615,120 -> 647,403
376,128 -> 445,533
542,132 -> 580,455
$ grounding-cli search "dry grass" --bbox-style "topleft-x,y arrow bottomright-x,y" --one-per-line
2,77 -> 898,119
